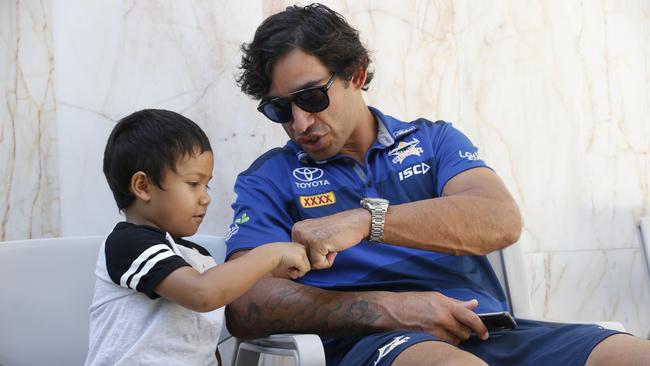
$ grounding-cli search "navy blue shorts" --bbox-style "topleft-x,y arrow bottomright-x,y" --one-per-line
325,319 -> 622,366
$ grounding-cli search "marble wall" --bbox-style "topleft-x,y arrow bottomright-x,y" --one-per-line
1,0 -> 59,240
1,0 -> 648,338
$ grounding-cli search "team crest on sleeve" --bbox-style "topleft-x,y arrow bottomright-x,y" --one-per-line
388,138 -> 424,164
299,192 -> 336,208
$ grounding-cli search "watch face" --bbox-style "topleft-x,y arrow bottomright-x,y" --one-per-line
361,198 -> 389,210
363,198 -> 388,204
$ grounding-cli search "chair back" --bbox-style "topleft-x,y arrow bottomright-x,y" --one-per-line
192,234 -> 227,262
486,244 -> 534,318
485,250 -> 513,312
638,217 -> 650,281
0,236 -> 103,366
0,234 -> 228,366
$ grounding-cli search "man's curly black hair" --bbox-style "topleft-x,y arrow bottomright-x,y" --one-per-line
236,3 -> 374,100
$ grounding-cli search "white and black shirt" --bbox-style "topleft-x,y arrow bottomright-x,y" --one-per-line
85,222 -> 223,366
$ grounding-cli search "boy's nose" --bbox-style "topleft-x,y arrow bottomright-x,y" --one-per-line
200,191 -> 211,206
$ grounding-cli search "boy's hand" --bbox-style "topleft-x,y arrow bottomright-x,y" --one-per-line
268,242 -> 311,279
291,209 -> 368,269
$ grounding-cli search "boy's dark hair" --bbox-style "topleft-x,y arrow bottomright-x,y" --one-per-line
103,109 -> 212,210
237,3 -> 373,100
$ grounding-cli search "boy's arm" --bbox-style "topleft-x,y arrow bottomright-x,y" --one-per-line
225,250 -> 488,344
155,243 -> 308,312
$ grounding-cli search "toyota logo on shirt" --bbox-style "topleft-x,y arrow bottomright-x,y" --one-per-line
293,167 -> 324,182
292,167 -> 330,189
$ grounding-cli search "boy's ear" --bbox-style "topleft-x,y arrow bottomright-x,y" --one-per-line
130,171 -> 152,202
350,67 -> 368,90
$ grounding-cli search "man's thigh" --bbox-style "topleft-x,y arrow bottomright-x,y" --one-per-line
460,319 -> 621,366
392,341 -> 487,366
333,320 -> 621,366
335,331 -> 440,366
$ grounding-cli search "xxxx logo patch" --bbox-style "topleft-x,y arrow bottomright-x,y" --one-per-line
300,192 -> 336,208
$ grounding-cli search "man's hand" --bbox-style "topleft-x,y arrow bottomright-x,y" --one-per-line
291,208 -> 370,269
390,292 -> 489,344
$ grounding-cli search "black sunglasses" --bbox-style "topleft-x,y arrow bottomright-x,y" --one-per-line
257,73 -> 336,123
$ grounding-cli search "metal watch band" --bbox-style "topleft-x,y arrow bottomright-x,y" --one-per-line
368,210 -> 385,242
360,198 -> 389,243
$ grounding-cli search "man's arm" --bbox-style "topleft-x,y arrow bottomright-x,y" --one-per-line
383,167 -> 521,255
293,167 -> 521,268
225,253 -> 488,344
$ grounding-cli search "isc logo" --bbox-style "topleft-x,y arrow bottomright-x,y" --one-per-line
398,162 -> 430,181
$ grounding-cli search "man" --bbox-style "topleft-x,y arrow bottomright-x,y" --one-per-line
225,4 -> 649,365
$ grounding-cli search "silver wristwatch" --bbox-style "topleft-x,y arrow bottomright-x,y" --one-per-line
360,197 -> 389,243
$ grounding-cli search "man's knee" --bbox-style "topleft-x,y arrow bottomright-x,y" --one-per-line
392,341 -> 487,366
586,334 -> 650,366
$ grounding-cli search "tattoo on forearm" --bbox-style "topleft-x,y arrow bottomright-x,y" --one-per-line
232,279 -> 385,337
271,318 -> 288,331
239,302 -> 261,330
346,301 -> 381,326
274,286 -> 304,308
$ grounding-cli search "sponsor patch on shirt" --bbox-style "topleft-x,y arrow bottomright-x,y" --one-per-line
300,191 -> 336,208
459,150 -> 480,161
392,126 -> 417,138
388,138 -> 424,164
292,167 -> 330,189
226,212 -> 250,240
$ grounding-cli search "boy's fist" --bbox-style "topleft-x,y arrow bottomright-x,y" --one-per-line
268,242 -> 311,279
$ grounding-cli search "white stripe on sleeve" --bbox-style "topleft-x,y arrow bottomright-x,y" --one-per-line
119,244 -> 173,288
128,250 -> 176,290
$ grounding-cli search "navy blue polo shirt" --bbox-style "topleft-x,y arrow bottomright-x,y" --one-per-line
226,106 -> 508,313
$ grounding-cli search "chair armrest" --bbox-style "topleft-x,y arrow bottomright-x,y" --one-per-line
234,334 -> 325,366
517,316 -> 627,332
592,321 -> 627,332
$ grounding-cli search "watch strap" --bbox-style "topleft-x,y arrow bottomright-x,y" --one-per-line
360,198 -> 389,243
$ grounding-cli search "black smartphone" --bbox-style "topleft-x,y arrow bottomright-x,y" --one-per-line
478,311 -> 517,331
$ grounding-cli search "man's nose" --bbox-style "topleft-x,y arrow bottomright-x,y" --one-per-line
290,103 -> 314,134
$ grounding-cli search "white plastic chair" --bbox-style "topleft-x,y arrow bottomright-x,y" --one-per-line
194,235 -> 325,366
487,244 -> 626,331
637,216 -> 650,339
638,217 -> 650,288
0,235 -> 324,366
0,235 -> 624,366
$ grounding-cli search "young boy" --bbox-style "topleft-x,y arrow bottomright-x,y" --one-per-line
85,109 -> 310,366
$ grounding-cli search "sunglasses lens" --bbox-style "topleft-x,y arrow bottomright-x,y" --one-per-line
258,76 -> 333,123
261,99 -> 292,123
295,88 -> 329,113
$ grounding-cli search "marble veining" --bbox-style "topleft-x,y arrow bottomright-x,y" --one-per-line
527,249 -> 650,336
1,0 -> 60,240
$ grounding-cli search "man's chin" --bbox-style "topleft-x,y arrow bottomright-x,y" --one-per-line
300,143 -> 337,161
304,151 -> 335,161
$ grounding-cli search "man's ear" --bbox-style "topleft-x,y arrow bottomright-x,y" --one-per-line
350,67 -> 368,90
130,171 -> 152,202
